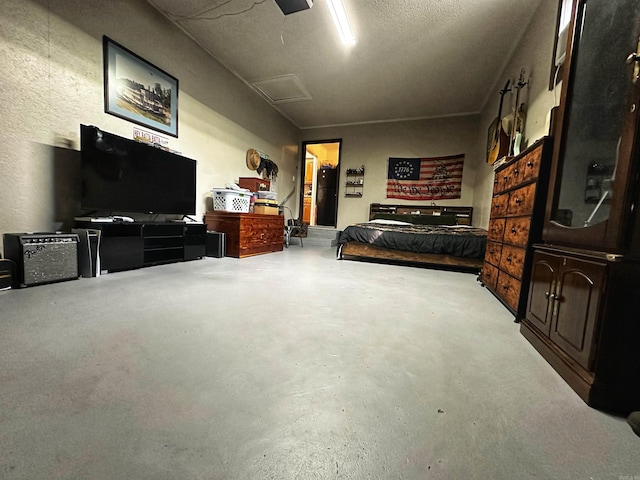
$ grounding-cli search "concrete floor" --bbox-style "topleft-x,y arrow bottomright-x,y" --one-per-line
1,245 -> 639,479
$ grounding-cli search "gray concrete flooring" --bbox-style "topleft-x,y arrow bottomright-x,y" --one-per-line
1,246 -> 639,479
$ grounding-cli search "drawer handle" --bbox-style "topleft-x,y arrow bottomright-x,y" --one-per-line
514,198 -> 522,205
527,161 -> 534,168
502,284 -> 509,290
506,256 -> 512,262
514,168 -> 520,175
511,227 -> 517,234
503,175 -> 508,181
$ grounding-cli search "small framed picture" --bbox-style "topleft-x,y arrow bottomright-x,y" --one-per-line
103,36 -> 179,137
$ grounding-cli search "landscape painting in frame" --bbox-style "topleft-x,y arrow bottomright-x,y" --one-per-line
103,36 -> 178,137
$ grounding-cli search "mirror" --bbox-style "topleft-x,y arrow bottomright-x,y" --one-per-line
551,0 -> 637,228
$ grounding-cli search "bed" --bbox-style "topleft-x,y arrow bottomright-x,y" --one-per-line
337,203 -> 487,271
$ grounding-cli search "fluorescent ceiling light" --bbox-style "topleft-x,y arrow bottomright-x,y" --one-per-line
327,0 -> 356,45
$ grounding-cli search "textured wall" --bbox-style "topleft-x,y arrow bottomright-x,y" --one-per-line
0,0 -> 299,251
301,115 -> 481,230
300,0 -> 558,230
473,0 -> 558,228
0,0 -> 560,246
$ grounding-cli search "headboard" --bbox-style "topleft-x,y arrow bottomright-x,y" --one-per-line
369,203 -> 473,225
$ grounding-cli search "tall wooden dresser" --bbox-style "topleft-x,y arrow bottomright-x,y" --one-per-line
480,137 -> 552,320
517,1 -> 640,412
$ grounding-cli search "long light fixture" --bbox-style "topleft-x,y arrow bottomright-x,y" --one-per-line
327,0 -> 356,45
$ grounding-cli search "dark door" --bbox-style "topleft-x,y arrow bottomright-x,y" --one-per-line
316,168 -> 337,226
549,257 -> 606,371
526,250 -> 559,336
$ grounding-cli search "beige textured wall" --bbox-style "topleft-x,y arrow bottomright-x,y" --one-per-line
301,115 -> 481,230
473,0 -> 559,228
0,0 -> 561,247
301,0 -> 560,231
0,0 -> 299,251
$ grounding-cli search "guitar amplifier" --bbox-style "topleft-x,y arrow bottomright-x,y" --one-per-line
3,233 -> 79,287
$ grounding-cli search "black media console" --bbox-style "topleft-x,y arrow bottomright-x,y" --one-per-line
75,221 -> 206,272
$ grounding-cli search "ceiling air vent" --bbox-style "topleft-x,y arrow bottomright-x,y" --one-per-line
274,0 -> 313,15
250,74 -> 312,104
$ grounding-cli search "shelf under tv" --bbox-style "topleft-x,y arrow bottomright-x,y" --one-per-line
74,220 -> 206,272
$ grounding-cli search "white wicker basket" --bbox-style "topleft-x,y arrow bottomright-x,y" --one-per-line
256,191 -> 277,201
212,189 -> 251,213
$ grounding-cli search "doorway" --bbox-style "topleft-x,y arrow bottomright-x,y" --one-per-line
300,140 -> 341,227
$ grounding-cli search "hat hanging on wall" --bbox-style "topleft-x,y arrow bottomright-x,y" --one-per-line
246,149 -> 261,171
246,148 -> 278,181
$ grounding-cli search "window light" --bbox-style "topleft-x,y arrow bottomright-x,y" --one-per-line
327,0 -> 356,45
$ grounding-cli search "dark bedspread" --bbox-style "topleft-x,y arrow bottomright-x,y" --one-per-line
338,221 -> 487,259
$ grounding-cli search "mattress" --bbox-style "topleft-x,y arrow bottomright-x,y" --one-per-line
338,220 -> 487,259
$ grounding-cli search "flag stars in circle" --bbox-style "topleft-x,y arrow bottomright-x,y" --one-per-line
394,160 -> 415,179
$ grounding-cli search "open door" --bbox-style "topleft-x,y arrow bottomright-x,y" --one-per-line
300,140 -> 341,227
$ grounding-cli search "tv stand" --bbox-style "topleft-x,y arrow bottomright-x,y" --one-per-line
75,220 -> 206,272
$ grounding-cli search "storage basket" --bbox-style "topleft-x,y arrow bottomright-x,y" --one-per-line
256,191 -> 277,201
212,189 -> 251,213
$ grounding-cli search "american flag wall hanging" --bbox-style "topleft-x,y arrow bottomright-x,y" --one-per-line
386,154 -> 465,201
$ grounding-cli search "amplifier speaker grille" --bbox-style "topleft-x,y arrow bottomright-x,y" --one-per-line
3,233 -> 79,287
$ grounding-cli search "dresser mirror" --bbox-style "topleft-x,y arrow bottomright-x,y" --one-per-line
545,0 -> 640,250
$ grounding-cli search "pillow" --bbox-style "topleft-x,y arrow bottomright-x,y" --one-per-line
368,218 -> 413,225
410,214 -> 458,226
371,213 -> 415,223
371,212 -> 457,225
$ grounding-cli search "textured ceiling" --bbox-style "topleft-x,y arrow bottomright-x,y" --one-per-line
147,0 -> 545,128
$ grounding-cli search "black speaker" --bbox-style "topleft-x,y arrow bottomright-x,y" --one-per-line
3,233 -> 79,287
206,231 -> 226,258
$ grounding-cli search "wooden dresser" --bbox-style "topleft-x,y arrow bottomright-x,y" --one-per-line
204,212 -> 283,258
480,137 -> 552,319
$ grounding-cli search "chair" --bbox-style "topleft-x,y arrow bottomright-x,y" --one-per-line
285,218 -> 307,247
280,206 -> 307,248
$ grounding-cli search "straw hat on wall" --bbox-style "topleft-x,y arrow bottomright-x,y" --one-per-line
246,149 -> 260,171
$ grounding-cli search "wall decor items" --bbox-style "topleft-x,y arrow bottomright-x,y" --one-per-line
103,36 -> 179,137
386,154 -> 464,201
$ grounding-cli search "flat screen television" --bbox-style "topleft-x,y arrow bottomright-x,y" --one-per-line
80,125 -> 196,215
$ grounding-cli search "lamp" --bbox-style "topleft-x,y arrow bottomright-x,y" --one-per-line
327,0 -> 356,45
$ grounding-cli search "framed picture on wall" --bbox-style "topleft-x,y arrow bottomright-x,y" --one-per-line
103,36 -> 179,137
548,0 -> 573,90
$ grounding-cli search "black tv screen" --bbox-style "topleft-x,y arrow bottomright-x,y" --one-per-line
80,125 -> 196,215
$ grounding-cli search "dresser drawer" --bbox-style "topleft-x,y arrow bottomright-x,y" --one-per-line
496,163 -> 515,193
481,262 -> 499,291
205,212 -> 283,258
487,218 -> 506,242
517,145 -> 542,184
499,244 -> 526,279
496,271 -> 521,312
484,241 -> 502,267
503,217 -> 531,247
242,222 -> 283,247
507,182 -> 536,217
491,193 -> 509,218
